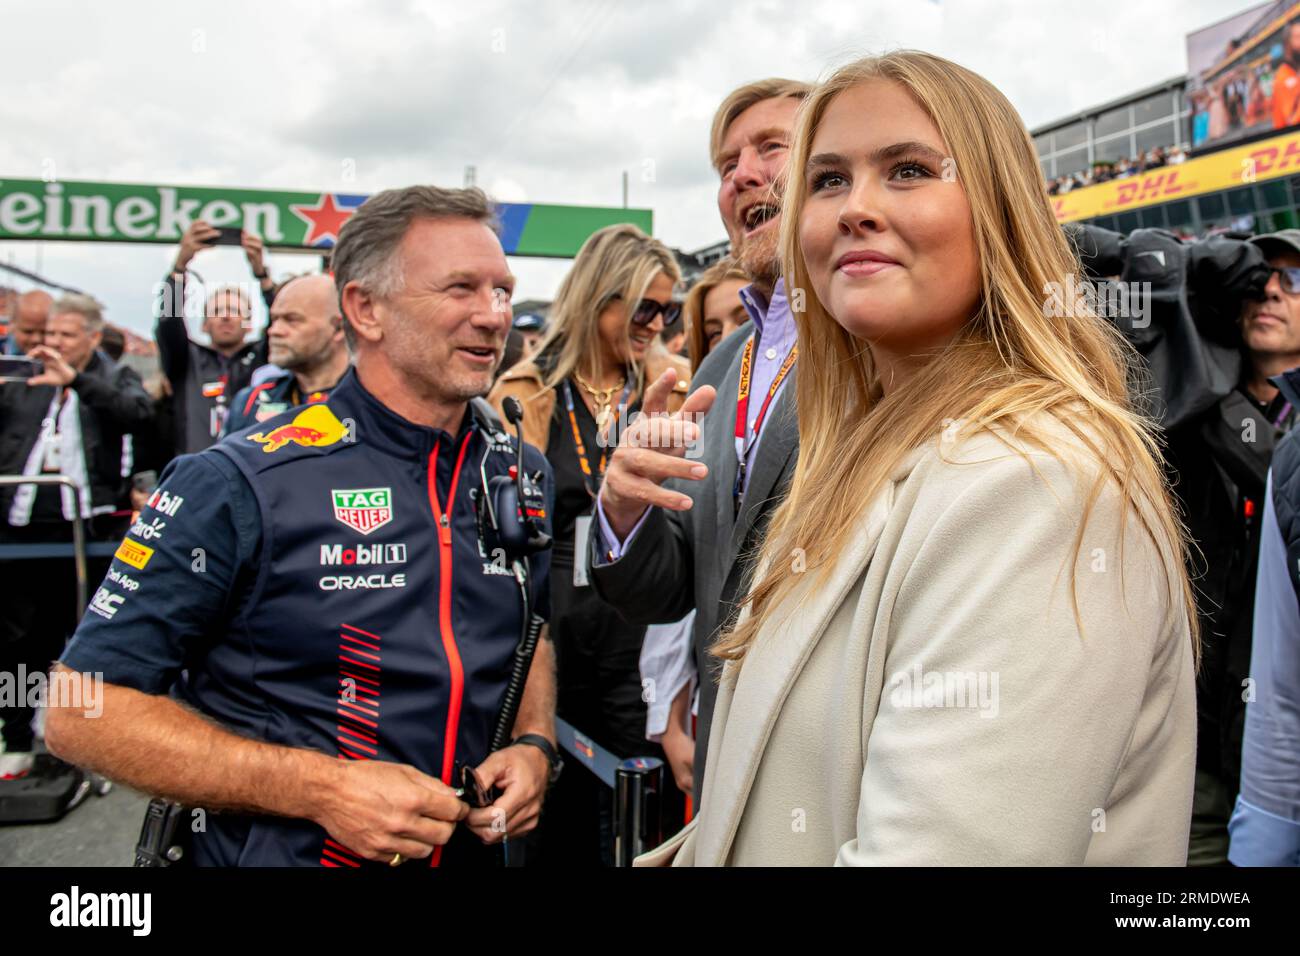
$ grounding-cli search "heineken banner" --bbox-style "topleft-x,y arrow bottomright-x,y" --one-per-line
0,178 -> 654,258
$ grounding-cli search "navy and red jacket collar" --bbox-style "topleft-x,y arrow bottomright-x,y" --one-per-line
334,367 -> 478,460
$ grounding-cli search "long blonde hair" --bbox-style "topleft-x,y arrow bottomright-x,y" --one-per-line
714,51 -> 1198,663
532,224 -> 681,392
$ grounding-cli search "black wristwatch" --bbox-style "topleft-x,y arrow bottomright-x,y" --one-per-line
511,734 -> 563,785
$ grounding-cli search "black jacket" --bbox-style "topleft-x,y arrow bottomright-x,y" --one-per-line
1268,369 -> 1300,603
1165,388 -> 1287,795
1070,226 -> 1269,431
155,272 -> 269,455
0,350 -> 153,523
1074,224 -> 1278,798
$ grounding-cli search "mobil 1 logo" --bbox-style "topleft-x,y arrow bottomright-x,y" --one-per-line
319,543 -> 408,567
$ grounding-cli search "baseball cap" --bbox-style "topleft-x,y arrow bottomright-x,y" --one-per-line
513,312 -> 546,333
1249,229 -> 1300,258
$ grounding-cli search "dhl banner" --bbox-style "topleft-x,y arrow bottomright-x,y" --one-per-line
1050,128 -> 1300,223
0,177 -> 654,258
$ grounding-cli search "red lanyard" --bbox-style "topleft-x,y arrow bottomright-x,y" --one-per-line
732,336 -> 796,517
734,336 -> 797,450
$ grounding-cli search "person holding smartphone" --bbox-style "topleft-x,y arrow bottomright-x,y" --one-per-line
1,289 -> 52,356
0,294 -> 151,779
155,220 -> 274,454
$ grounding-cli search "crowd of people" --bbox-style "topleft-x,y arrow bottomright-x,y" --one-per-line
0,47 -> 1297,868
1046,143 -> 1189,196
1187,18 -> 1300,150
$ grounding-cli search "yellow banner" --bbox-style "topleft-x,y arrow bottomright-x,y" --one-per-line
1051,129 -> 1300,223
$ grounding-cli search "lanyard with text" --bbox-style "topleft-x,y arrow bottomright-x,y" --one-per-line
562,378 -> 632,499
41,387 -> 71,473
733,335 -> 796,516
204,374 -> 229,438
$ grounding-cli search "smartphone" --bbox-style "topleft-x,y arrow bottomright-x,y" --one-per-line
203,226 -> 244,246
131,471 -> 159,495
0,355 -> 43,382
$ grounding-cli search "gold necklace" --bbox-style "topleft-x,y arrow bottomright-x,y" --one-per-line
573,369 -> 627,431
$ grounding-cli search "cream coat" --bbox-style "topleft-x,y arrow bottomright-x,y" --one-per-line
636,416 -> 1197,866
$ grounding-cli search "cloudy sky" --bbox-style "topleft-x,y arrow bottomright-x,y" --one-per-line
0,0 -> 1250,337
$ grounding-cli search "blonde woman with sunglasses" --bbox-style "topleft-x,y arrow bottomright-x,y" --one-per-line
490,223 -> 691,863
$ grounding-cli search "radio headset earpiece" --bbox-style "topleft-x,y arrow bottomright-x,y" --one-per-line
470,397 -> 551,563
469,396 -> 553,767
498,397 -> 552,557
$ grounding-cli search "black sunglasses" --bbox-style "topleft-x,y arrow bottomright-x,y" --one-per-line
1269,267 -> 1300,295
453,761 -> 497,808
611,294 -> 682,328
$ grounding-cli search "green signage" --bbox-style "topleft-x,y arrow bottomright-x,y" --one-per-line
0,177 -> 654,258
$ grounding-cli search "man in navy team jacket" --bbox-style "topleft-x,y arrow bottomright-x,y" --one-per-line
46,185 -> 559,868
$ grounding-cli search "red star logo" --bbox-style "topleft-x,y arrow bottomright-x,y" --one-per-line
290,194 -> 354,247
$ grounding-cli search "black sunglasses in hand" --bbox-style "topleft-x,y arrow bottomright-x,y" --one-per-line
453,761 -> 497,808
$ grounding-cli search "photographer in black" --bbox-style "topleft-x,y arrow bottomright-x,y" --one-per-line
1071,223 -> 1283,865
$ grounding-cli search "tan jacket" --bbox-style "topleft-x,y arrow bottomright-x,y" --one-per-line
637,414 -> 1197,866
487,348 -> 691,453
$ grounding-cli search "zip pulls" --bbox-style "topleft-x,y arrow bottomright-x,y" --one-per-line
430,433 -> 473,545
426,430 -> 473,869
427,430 -> 474,769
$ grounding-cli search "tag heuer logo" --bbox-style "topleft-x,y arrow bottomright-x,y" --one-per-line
332,488 -> 393,535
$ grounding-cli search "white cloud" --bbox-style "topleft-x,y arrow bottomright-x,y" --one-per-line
0,0 -> 1250,337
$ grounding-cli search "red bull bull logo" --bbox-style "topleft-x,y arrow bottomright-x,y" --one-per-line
248,405 -> 347,453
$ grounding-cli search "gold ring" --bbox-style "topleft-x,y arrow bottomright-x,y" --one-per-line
389,852 -> 403,867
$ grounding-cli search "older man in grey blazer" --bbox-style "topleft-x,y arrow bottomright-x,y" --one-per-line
589,78 -> 809,798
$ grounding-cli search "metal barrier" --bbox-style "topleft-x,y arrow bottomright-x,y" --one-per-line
0,474 -> 90,620
554,716 -> 665,866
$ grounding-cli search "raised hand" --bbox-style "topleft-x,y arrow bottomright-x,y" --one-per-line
599,367 -> 716,540
175,220 -> 218,272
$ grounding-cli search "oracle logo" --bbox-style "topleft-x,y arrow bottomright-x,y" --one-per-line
318,573 -> 407,591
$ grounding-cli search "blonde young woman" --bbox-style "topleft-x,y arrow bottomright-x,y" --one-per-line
489,223 -> 690,863
639,51 -> 1199,867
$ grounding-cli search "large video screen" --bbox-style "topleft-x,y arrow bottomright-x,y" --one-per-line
1187,1 -> 1300,150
